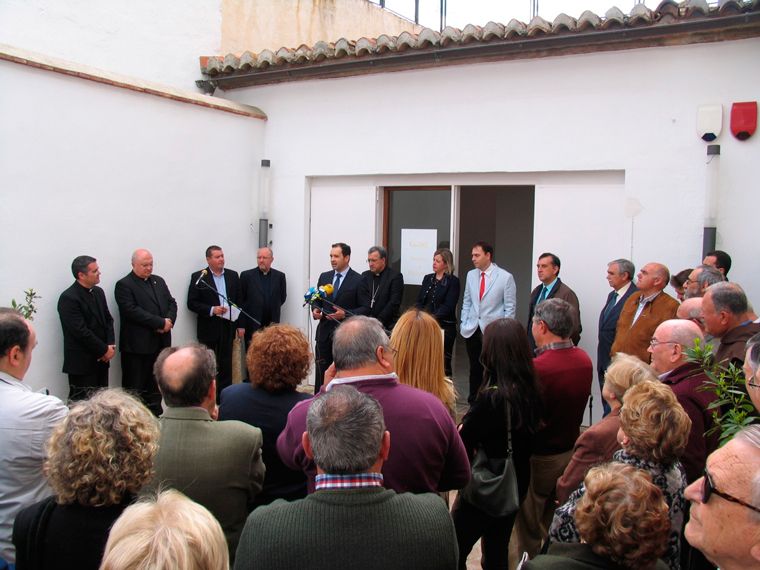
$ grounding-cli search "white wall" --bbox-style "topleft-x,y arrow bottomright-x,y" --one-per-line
0,59 -> 265,399
225,38 -> 760,395
0,0 -> 220,90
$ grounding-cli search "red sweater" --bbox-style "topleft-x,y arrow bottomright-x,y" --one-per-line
534,347 -> 593,455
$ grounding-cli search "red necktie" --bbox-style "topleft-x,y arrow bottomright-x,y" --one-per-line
479,272 -> 486,301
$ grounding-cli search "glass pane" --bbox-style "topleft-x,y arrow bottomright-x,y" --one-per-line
387,188 -> 451,312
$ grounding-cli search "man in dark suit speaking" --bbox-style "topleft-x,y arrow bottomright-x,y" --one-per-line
57,255 -> 115,400
115,248 -> 177,414
188,245 -> 241,394
239,247 -> 287,343
312,242 -> 361,393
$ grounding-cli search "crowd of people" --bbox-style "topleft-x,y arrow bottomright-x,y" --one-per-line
1,242 -> 760,570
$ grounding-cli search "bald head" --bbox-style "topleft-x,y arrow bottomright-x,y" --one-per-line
154,344 -> 216,407
649,319 -> 704,374
678,298 -> 705,330
637,262 -> 670,297
131,249 -> 154,280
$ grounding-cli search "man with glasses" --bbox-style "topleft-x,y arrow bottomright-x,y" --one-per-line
684,425 -> 760,570
648,319 -> 719,484
356,246 -> 404,332
684,265 -> 724,299
277,315 -> 470,495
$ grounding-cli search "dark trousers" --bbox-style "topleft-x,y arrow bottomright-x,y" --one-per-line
314,336 -> 333,394
68,364 -> 108,401
442,322 -> 457,378
122,351 -> 162,415
452,494 -> 517,570
201,323 -> 235,397
465,329 -> 484,403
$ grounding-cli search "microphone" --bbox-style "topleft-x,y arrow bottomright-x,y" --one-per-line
194,269 -> 208,286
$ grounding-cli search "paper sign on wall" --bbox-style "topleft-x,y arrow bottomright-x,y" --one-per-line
401,229 -> 437,284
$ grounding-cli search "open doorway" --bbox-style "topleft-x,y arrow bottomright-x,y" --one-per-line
454,185 -> 535,414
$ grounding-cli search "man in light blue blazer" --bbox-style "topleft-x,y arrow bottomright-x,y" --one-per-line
460,241 -> 517,403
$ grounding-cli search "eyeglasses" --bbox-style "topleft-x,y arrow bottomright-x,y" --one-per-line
649,338 -> 680,348
702,468 -> 760,514
747,378 -> 760,389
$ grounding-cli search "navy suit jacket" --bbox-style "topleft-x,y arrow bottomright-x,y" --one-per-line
187,267 -> 241,345
596,283 -> 638,377
415,273 -> 461,325
115,272 -> 177,354
239,267 -> 287,338
57,282 -> 115,375
314,268 -> 361,342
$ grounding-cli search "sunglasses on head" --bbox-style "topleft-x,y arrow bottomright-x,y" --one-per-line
702,468 -> 760,514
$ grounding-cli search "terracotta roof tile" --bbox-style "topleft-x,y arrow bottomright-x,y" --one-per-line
198,2 -> 760,90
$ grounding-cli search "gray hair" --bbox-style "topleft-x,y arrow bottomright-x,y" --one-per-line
707,282 -> 748,316
696,265 -> 725,290
153,343 -> 217,407
533,298 -> 573,339
367,246 -> 388,260
609,259 -> 635,281
307,385 -> 385,474
332,316 -> 389,371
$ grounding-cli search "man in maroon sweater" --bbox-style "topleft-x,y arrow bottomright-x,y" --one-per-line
515,298 -> 593,559
649,319 -> 719,484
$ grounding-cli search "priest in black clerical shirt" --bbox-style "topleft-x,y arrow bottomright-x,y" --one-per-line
356,246 -> 404,331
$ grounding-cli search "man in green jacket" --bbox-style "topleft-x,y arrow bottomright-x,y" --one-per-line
235,385 -> 458,570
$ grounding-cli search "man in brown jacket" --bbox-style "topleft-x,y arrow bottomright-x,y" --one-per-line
610,262 -> 679,363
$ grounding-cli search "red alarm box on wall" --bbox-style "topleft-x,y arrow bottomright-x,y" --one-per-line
730,102 -> 757,141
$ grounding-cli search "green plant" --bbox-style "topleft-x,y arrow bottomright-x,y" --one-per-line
10,288 -> 41,321
686,338 -> 759,446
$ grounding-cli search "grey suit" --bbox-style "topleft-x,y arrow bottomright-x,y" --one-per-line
147,406 -> 265,561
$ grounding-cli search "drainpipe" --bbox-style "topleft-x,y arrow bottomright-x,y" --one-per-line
259,159 -> 271,248
703,145 -> 720,256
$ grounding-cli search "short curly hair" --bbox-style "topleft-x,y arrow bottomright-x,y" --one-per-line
604,353 -> 658,401
619,380 -> 691,465
45,389 -> 159,507
247,324 -> 311,392
576,463 -> 670,569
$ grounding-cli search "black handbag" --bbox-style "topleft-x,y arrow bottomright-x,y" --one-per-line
459,401 -> 519,518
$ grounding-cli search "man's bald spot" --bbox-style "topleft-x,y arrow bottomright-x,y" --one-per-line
657,319 -> 703,347
710,438 -> 760,502
678,297 -> 703,321
160,347 -> 196,391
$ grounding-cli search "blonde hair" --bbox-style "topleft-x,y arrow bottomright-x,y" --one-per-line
576,463 -> 670,569
390,309 -> 456,413
604,353 -> 658,402
99,489 -> 229,570
619,381 -> 691,465
45,389 -> 158,506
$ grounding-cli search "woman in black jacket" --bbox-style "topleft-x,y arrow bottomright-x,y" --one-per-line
415,247 -> 460,377
452,318 -> 543,570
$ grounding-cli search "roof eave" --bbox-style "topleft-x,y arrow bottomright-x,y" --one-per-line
196,12 -> 760,92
